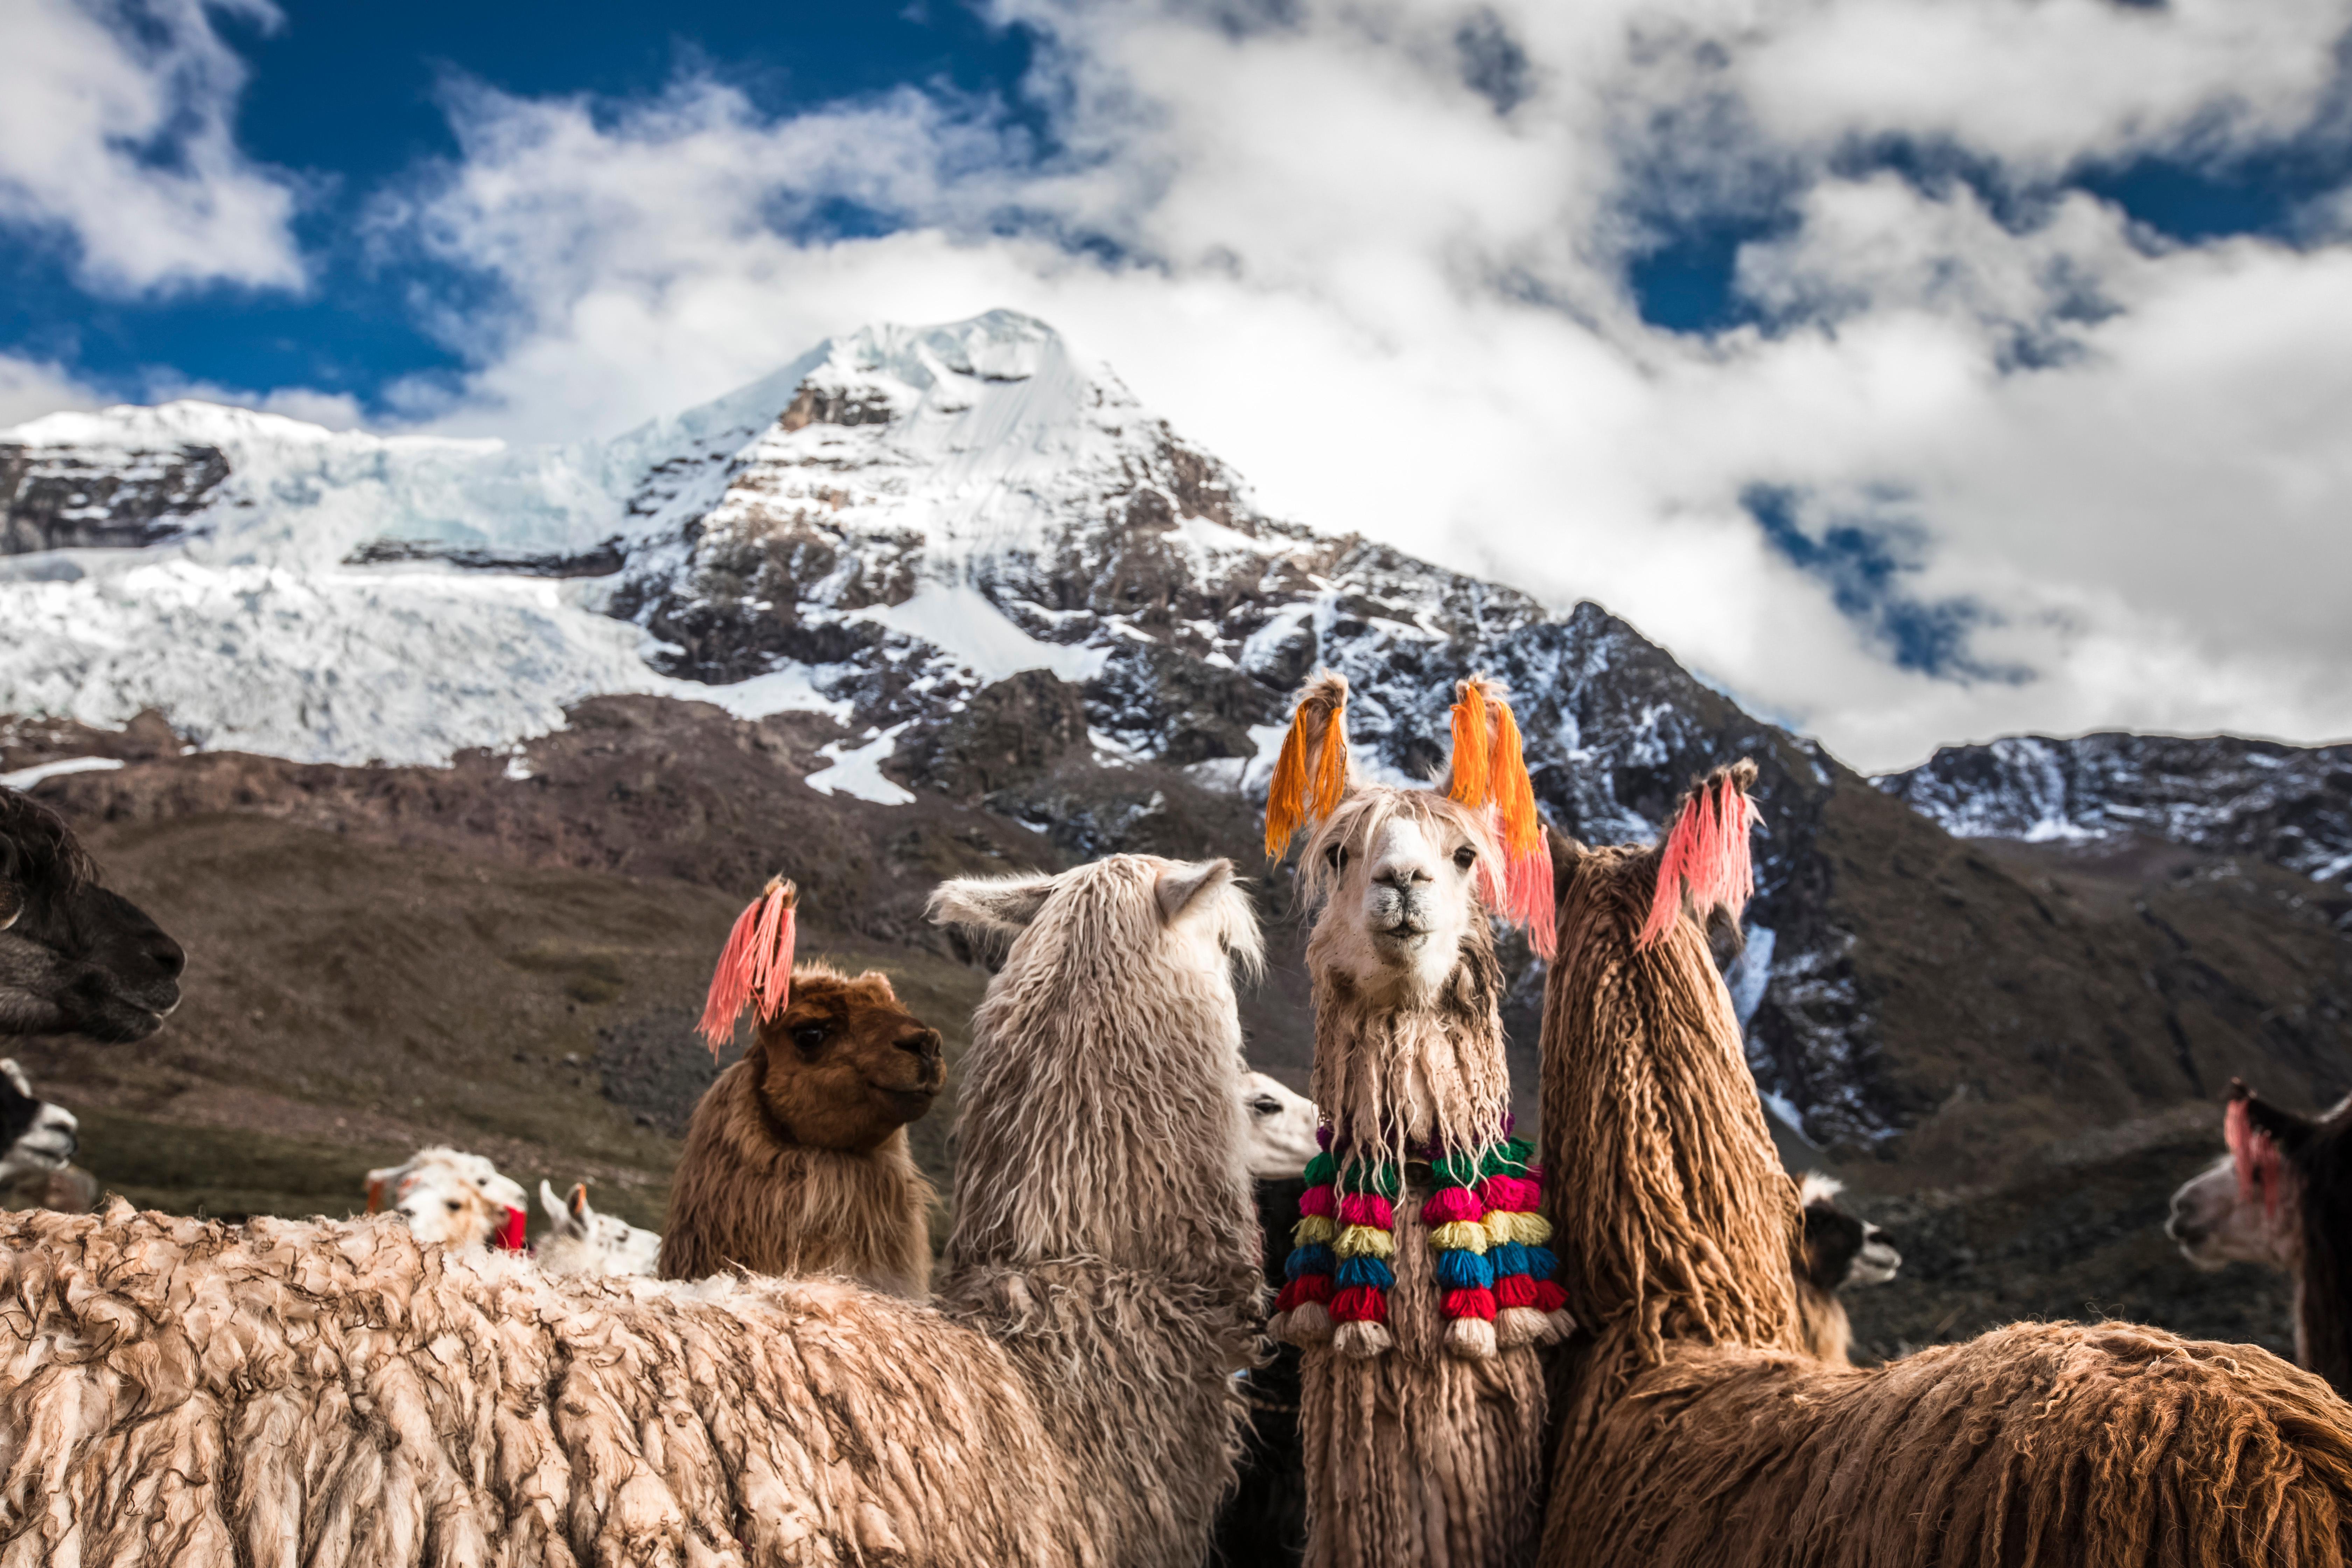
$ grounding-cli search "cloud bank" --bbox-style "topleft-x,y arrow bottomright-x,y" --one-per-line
18,0 -> 2352,771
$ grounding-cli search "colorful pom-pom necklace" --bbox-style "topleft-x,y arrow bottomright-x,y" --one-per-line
1271,1121 -> 1573,1361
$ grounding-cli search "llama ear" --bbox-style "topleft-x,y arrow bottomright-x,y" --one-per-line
2240,1091 -> 2316,1153
928,874 -> 1056,933
568,1182 -> 592,1220
1156,858 -> 1234,927
538,1180 -> 568,1227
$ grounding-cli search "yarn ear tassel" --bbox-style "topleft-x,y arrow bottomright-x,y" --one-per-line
696,876 -> 799,1054
1264,671 -> 1352,860
1638,762 -> 1758,951
2225,1090 -> 2283,1219
1449,676 -> 1556,958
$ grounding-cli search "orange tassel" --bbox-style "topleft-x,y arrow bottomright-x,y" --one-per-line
1448,683 -> 1490,808
698,877 -> 799,1053
1265,672 -> 1351,860
1638,772 -> 1755,950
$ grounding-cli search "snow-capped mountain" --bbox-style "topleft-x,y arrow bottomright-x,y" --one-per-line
1879,733 -> 2352,884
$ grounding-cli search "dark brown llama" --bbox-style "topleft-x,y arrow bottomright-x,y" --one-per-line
1539,762 -> 2352,1568
660,962 -> 945,1294
0,786 -> 183,1041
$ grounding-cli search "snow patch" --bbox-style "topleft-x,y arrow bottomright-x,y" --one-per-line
853,582 -> 1108,685
803,727 -> 916,805
0,756 -> 125,790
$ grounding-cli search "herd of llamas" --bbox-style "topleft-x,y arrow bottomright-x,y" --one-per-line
0,679 -> 2346,1565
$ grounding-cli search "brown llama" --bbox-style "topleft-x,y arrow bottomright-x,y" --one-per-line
2169,1079 -> 2352,1399
1792,1172 -> 1902,1366
1537,760 -> 2352,1567
1264,672 -> 1570,1568
0,785 -> 184,1041
660,941 -> 945,1295
0,853 -> 1265,1568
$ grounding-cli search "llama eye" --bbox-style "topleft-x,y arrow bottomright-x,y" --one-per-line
1324,844 -> 1347,870
1453,846 -> 1477,870
1252,1098 -> 1280,1117
792,1025 -> 827,1052
445,1200 -> 461,1213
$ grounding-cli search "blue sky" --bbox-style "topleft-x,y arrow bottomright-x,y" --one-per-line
8,0 -> 2352,770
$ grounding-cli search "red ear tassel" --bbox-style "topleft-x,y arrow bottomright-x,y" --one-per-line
494,1206 -> 530,1252
1638,771 -> 1755,950
697,877 -> 799,1054
2225,1096 -> 2284,1219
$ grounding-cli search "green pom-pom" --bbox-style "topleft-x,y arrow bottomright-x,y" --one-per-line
1480,1138 -> 1536,1177
1432,1150 -> 1482,1187
1304,1152 -> 1336,1185
1339,1160 -> 1402,1196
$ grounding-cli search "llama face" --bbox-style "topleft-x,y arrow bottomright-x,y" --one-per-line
538,1180 -> 661,1277
1239,1070 -> 1320,1180
1301,792 -> 1494,1004
1797,1175 -> 1902,1292
749,969 -> 946,1153
0,1058 -> 77,1181
0,791 -> 185,1043
2168,1153 -> 2288,1271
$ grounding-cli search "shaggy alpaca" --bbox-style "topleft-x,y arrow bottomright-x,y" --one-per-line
1266,672 -> 1567,1568
660,960 -> 943,1296
1242,1070 -> 1320,1180
365,1146 -> 530,1252
2169,1080 -> 2352,1398
0,853 -> 1264,1568
535,1181 -> 662,1278
0,786 -> 183,1041
1792,1172 -> 1902,1366
1537,762 -> 2352,1567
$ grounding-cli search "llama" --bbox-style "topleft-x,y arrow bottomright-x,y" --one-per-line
1262,672 -> 1569,1568
1791,1172 -> 1901,1365
536,1181 -> 662,1278
1242,1070 -> 1320,1180
0,852 -> 1264,1568
1537,762 -> 2352,1566
365,1146 -> 530,1252
2169,1079 -> 2352,1398
659,898 -> 944,1296
0,786 -> 183,1041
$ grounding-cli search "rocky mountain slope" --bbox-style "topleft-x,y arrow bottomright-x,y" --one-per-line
4,310 -> 2346,1357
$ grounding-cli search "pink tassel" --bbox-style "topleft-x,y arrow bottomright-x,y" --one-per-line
1423,1186 -> 1484,1225
1337,1192 -> 1394,1228
696,877 -> 799,1054
1475,1174 -> 1541,1213
2226,1095 -> 2284,1220
1638,772 -> 1755,950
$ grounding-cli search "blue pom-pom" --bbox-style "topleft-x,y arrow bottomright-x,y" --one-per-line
1335,1255 -> 1395,1290
1522,1244 -> 1559,1280
1285,1244 -> 1336,1280
1434,1248 -> 1496,1290
1487,1242 -> 1530,1278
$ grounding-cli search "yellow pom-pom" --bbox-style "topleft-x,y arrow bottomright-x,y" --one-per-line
1428,1221 -> 1490,1253
1292,1216 -> 1337,1247
1334,1320 -> 1393,1361
1485,1210 -> 1552,1247
1333,1224 -> 1395,1259
1443,1315 -> 1498,1360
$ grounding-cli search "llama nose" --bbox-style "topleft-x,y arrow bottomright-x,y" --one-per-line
150,934 -> 186,979
896,1028 -> 943,1064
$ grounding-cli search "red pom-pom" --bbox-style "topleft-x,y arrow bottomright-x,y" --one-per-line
1494,1274 -> 1539,1309
1442,1287 -> 1497,1321
494,1206 -> 529,1252
1336,1192 -> 1393,1228
1278,1274 -> 1336,1312
1330,1286 -> 1391,1324
1422,1186 -> 1484,1225
1475,1174 -> 1540,1213
1530,1280 -> 1568,1314
1298,1184 -> 1337,1219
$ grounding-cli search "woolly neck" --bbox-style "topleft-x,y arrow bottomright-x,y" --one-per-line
1306,929 -> 1513,1166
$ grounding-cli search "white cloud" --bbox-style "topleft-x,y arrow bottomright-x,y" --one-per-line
0,0 -> 303,294
0,355 -> 104,428
199,0 -> 2352,768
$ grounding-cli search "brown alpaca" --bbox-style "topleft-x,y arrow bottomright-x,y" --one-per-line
2168,1079 -> 2352,1399
0,853 -> 1263,1568
1537,762 -> 2352,1567
1791,1172 -> 1901,1366
1267,673 -> 1566,1568
661,962 -> 943,1295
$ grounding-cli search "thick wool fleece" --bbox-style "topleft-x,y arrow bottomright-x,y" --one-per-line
0,1206 -> 1092,1567
1536,828 -> 2352,1568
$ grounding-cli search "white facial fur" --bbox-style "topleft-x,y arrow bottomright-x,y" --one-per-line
2168,1153 -> 2292,1272
1239,1071 -> 1321,1180
375,1146 -> 528,1251
0,1058 -> 76,1177
536,1180 -> 663,1277
1316,809 -> 1484,1003
1848,1224 -> 1902,1287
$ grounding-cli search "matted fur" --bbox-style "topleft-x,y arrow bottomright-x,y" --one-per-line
1295,785 -> 1547,1568
1537,800 -> 2352,1568
0,854 -> 1266,1568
